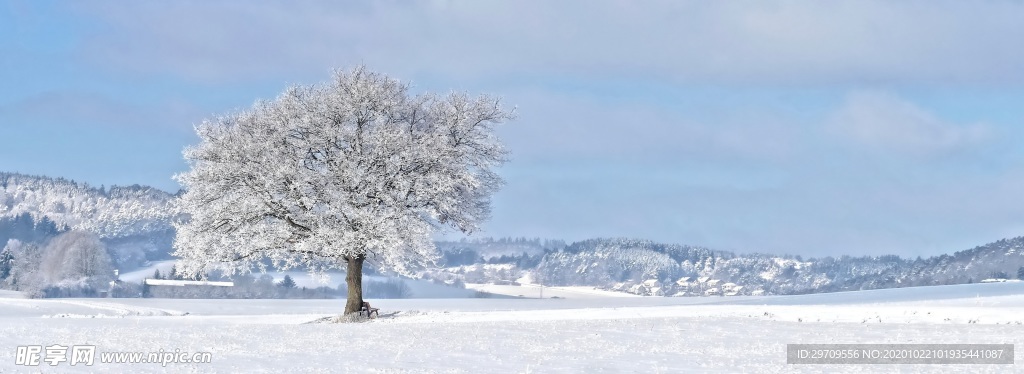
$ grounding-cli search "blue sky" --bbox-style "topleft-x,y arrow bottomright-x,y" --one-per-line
3,1 -> 1024,257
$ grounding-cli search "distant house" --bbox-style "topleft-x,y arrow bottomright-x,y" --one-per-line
675,277 -> 692,286
697,276 -> 712,284
629,284 -> 646,295
750,290 -> 766,296
706,279 -> 721,287
704,287 -> 721,296
623,279 -> 667,297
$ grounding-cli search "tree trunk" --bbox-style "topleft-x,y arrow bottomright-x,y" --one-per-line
344,255 -> 365,315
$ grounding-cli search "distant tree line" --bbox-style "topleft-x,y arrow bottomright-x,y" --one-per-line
530,237 -> 1024,296
138,274 -> 412,299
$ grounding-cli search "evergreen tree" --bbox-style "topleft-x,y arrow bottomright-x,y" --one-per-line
278,275 -> 297,289
153,269 -> 162,280
0,246 -> 12,280
1017,266 -> 1024,280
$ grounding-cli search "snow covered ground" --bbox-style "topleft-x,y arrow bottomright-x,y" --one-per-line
465,283 -> 641,299
2,283 -> 1024,373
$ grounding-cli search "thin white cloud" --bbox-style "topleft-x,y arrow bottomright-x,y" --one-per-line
497,89 -> 800,165
827,91 -> 991,154
71,1 -> 1024,86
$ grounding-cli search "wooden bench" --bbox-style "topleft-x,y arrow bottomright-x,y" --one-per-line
359,301 -> 379,318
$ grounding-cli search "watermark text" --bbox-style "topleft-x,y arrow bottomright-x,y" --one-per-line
15,345 -> 212,367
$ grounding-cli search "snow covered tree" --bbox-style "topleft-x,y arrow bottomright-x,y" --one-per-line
38,231 -> 115,290
173,66 -> 513,314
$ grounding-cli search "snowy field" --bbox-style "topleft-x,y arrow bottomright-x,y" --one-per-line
2,283 -> 1024,373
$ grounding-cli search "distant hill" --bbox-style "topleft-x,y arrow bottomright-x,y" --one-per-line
0,172 -> 178,267
434,237 -> 562,266
530,237 -> 1024,296
5,171 -> 1024,298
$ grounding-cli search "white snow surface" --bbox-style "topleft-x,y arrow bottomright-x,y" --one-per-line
465,283 -> 641,299
2,282 -> 1024,372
